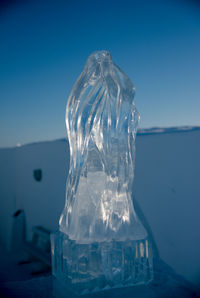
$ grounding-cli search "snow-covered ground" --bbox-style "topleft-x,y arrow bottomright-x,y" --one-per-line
0,126 -> 200,291
0,249 -> 198,297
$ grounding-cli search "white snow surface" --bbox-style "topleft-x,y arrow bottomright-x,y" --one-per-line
0,246 -> 198,297
0,261 -> 199,297
0,126 -> 200,290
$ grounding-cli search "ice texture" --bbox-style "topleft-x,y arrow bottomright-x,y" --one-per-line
59,50 -> 147,243
52,51 -> 153,294
51,231 -> 153,294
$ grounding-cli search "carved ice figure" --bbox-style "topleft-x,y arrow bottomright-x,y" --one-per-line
52,51 -> 153,294
59,50 -> 146,243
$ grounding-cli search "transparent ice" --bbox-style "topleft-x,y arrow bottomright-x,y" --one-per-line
51,51 -> 153,294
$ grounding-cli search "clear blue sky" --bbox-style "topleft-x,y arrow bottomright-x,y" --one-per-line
0,0 -> 200,147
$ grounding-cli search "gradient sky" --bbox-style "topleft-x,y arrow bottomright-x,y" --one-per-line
0,0 -> 200,147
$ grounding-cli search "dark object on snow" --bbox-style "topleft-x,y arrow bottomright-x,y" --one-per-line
23,226 -> 51,266
11,209 -> 26,251
33,169 -> 42,182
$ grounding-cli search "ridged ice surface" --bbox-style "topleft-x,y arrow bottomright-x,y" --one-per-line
59,50 -> 147,243
51,231 -> 153,295
52,51 -> 153,293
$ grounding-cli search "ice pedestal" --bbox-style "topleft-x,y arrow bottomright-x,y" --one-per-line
51,50 -> 153,294
51,231 -> 153,295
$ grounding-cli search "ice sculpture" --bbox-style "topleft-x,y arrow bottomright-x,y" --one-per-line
51,51 -> 153,294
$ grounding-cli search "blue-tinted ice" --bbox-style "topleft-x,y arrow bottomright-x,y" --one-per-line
51,51 -> 153,294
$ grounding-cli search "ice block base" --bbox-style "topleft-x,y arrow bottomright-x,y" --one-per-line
51,231 -> 153,295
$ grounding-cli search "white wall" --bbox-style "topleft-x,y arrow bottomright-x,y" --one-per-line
0,148 -> 16,249
134,129 -> 200,286
15,139 -> 69,239
0,128 -> 199,286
